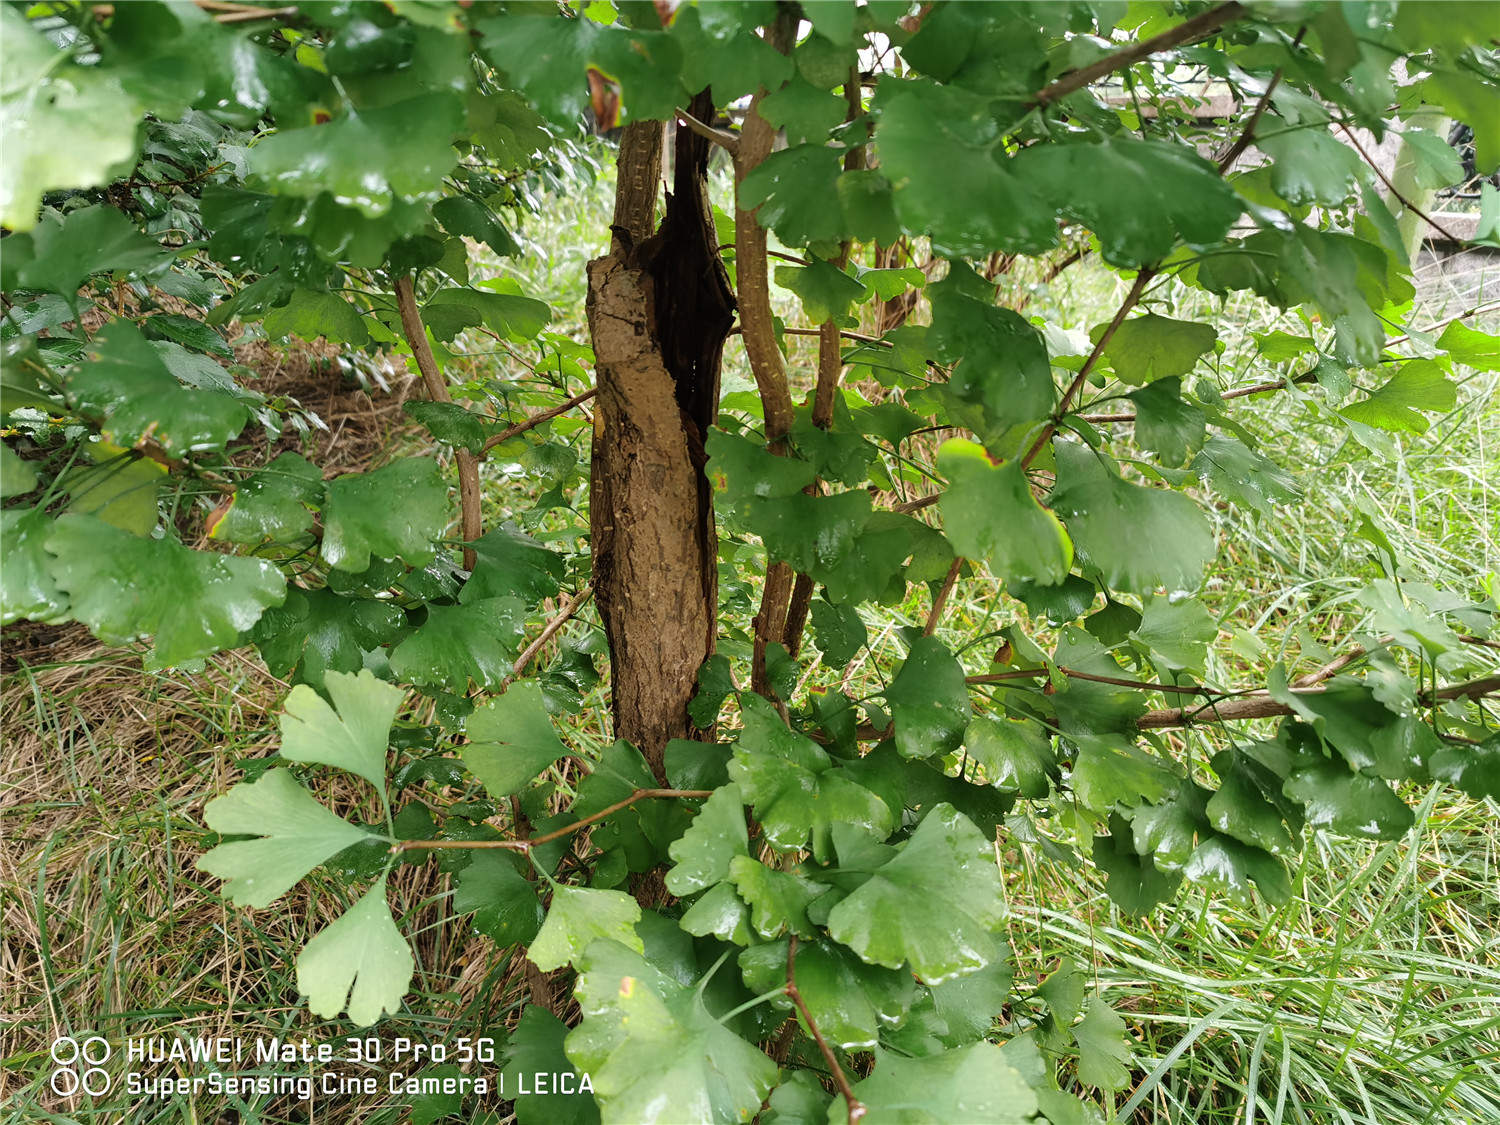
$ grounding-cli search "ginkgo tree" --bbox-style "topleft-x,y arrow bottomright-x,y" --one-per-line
4,1 -> 1500,1122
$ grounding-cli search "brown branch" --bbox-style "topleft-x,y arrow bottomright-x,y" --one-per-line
675,109 -> 739,155
787,935 -> 866,1125
924,556 -> 965,636
503,584 -> 595,686
392,788 -> 713,854
1339,123 -> 1462,243
1137,674 -> 1500,730
1213,29 -> 1305,173
1032,2 -> 1248,108
892,493 -> 940,515
395,275 -> 483,570
479,387 -> 598,456
1022,269 -> 1154,468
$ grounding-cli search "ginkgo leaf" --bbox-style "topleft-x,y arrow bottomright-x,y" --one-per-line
1050,443 -> 1214,595
503,1006 -> 601,1125
728,856 -> 828,940
825,804 -> 1005,983
1071,998 -> 1132,1091
208,453 -> 323,544
1098,314 -> 1217,385
388,597 -> 525,691
664,784 -> 749,896
937,440 -> 1072,586
885,635 -> 972,760
965,716 -> 1056,799
0,508 -> 69,625
740,939 -> 914,1050
44,514 -> 285,670
832,1043 -> 1038,1125
297,876 -> 415,1025
197,768 -> 375,908
279,669 -> 402,795
727,696 -> 893,862
452,851 -> 544,946
1341,360 -> 1458,435
320,458 -> 450,573
463,681 -> 571,799
566,939 -> 778,1125
529,885 -> 643,973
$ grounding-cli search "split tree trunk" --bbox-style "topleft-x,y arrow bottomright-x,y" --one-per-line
586,94 -> 734,780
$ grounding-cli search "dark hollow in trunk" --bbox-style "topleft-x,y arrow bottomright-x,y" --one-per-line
587,92 -> 735,779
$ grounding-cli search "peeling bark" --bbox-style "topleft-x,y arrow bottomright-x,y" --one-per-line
588,95 -> 734,778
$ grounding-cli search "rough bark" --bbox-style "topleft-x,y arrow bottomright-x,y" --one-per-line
588,96 -> 734,778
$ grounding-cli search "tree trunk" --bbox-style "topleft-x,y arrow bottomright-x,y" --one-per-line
587,94 -> 734,780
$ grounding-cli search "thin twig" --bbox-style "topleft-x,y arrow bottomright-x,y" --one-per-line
787,936 -> 866,1125
1213,28 -> 1306,173
395,275 -> 483,569
1137,674 -> 1500,730
504,584 -> 595,685
392,788 -> 712,854
1032,2 -> 1248,108
924,557 -> 964,636
675,109 -> 739,156
1339,123 -> 1462,243
479,387 -> 598,456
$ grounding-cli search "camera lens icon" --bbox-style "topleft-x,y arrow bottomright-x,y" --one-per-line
50,1036 -> 111,1097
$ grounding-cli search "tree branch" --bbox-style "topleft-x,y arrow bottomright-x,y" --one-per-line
1137,674 -> 1500,730
392,788 -> 713,854
1032,2 -> 1248,108
675,109 -> 739,155
503,584 -> 595,686
395,275 -> 483,570
924,556 -> 965,636
479,387 -> 598,457
787,935 -> 867,1125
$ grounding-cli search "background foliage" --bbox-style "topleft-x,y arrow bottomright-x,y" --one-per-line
3,1 -> 1500,1123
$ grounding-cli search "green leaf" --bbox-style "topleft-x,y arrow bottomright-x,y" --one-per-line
1283,762 -> 1414,841
463,681 -> 571,799
1130,595 -> 1216,674
1093,816 -> 1181,916
1437,321 -> 1500,371
197,768 -> 374,908
388,597 -> 524,691
664,784 -> 748,895
878,81 -> 1056,258
938,440 -> 1072,586
250,92 -> 464,216
0,444 -> 36,498
1341,360 -> 1457,435
297,876 -> 414,1025
1127,378 -> 1206,466
1182,835 -> 1290,905
0,12 -> 142,230
503,1006 -> 601,1125
740,938 -> 914,1050
679,881 -> 753,945
728,695 -> 894,861
320,458 -> 450,572
738,144 -> 847,247
462,523 -> 566,604
1038,956 -> 1087,1026
776,257 -> 866,324
404,401 -> 488,455
1258,119 -> 1368,206
70,322 -> 249,454
1098,314 -> 1217,385
689,653 -> 737,728
1050,443 -> 1214,595
1431,735 -> 1500,801
251,588 -> 404,688
424,287 -> 552,343
263,289 -> 371,346
15,206 -> 167,299
928,269 -> 1055,432
433,195 -> 519,258
144,313 -> 234,359
1072,998 -> 1132,1091
831,1043 -> 1038,1125
279,669 -> 402,795
0,508 -> 68,625
885,635 -> 972,761
811,600 -> 867,668
529,885 -> 643,972
826,803 -> 1004,982
209,453 -> 323,544
965,716 -> 1055,799
1018,138 -> 1242,268
452,851 -> 544,946
567,939 -> 777,1124
44,514 -> 284,669
1191,434 -> 1301,516
1071,736 -> 1175,811
764,1071 -> 832,1125
759,76 -> 847,145
728,856 -> 828,939
1206,751 -> 1299,856
56,452 -> 163,535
